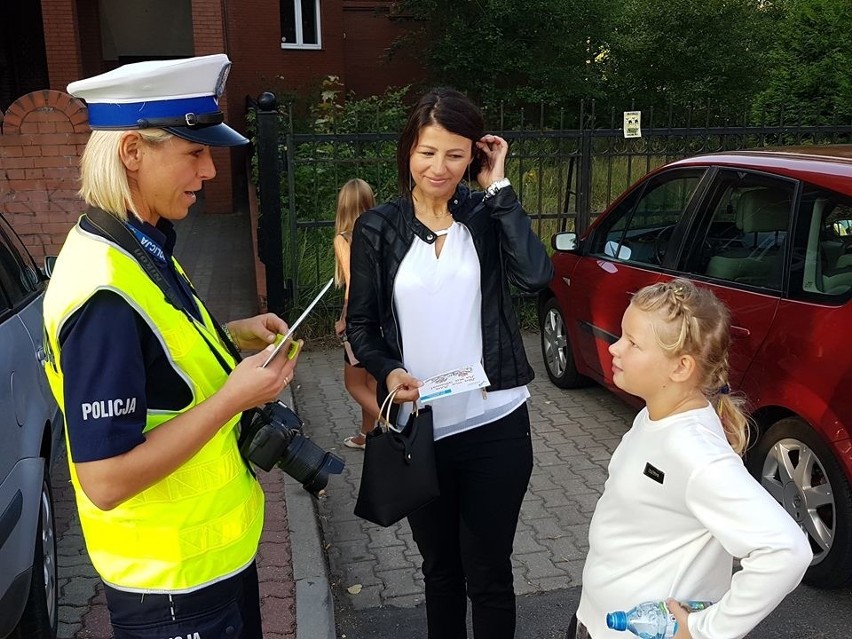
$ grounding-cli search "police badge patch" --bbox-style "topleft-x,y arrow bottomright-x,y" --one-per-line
215,63 -> 231,100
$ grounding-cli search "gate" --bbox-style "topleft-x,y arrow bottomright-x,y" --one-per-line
253,94 -> 852,315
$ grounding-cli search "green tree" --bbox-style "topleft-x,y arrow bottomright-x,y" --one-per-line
602,0 -> 777,117
392,0 -> 618,112
753,0 -> 852,124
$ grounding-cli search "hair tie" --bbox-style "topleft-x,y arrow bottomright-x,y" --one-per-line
719,384 -> 730,395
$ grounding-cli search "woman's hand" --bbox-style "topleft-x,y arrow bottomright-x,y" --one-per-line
386,368 -> 422,403
226,313 -> 289,351
475,134 -> 509,188
666,599 -> 694,639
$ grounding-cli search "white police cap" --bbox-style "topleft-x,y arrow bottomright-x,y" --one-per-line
67,54 -> 248,147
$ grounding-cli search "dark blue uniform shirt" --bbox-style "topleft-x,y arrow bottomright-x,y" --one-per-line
60,216 -> 205,463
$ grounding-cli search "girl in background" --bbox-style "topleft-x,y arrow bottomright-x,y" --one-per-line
575,279 -> 811,638
333,178 -> 380,449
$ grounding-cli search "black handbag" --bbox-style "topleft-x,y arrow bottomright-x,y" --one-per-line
354,387 -> 440,527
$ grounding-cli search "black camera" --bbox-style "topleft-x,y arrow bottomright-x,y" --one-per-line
239,400 -> 344,496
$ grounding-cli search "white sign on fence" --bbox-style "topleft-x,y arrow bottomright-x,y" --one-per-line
623,111 -> 642,138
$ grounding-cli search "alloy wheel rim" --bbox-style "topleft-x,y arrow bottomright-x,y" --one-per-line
543,308 -> 567,377
760,437 -> 834,563
40,483 -> 57,626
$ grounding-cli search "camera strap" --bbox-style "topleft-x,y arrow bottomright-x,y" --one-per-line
83,208 -> 242,374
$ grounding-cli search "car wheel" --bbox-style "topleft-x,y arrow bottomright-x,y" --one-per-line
747,417 -> 852,589
539,296 -> 588,389
11,469 -> 58,639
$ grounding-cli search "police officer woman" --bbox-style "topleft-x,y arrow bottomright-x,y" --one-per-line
42,55 -> 297,638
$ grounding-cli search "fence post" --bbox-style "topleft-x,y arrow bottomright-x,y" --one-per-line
255,92 -> 288,316
284,104 -> 300,308
576,128 -> 593,234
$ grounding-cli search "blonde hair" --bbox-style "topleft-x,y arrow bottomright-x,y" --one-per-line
79,129 -> 173,220
334,178 -> 375,287
631,278 -> 750,455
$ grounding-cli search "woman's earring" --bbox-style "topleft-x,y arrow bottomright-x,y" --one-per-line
466,164 -> 471,185
409,174 -> 413,192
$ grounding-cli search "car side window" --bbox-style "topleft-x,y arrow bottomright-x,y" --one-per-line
681,171 -> 795,290
0,220 -> 37,307
0,216 -> 41,292
590,170 -> 705,266
789,187 -> 852,302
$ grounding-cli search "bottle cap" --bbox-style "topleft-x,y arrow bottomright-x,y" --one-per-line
606,611 -> 628,630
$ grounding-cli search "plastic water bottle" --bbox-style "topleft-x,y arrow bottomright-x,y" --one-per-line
606,600 -> 713,639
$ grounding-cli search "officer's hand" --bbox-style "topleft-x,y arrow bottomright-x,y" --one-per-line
225,313 -> 289,351
386,368 -> 421,403
221,340 -> 302,413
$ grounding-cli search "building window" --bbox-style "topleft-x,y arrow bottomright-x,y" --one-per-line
281,0 -> 321,49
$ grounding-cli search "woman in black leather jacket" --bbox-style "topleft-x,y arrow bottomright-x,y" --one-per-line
347,88 -> 552,639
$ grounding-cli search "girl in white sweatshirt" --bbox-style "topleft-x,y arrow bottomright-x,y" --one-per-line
576,279 -> 812,639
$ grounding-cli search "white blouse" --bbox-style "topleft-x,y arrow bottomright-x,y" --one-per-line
393,222 -> 529,440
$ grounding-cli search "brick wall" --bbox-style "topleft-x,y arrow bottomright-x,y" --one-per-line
0,90 -> 89,261
0,88 -> 244,264
42,0 -> 83,93
190,0 -> 235,213
342,1 -> 425,97
225,0 -> 346,109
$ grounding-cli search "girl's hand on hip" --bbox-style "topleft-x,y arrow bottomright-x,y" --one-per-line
334,318 -> 346,336
475,134 -> 508,187
386,368 -> 422,403
666,599 -> 694,639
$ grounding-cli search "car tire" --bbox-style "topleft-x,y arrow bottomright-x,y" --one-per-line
747,417 -> 852,589
539,296 -> 588,389
11,468 -> 58,639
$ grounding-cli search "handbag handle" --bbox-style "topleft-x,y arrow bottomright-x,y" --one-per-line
377,384 -> 418,433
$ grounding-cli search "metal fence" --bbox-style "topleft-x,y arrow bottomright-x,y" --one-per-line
253,94 -> 852,316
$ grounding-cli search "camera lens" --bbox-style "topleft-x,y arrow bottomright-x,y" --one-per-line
241,401 -> 345,494
279,432 -> 345,495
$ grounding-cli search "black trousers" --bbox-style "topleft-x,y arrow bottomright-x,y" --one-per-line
104,561 -> 263,639
407,404 -> 534,639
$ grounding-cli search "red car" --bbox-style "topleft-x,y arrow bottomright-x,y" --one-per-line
538,146 -> 852,589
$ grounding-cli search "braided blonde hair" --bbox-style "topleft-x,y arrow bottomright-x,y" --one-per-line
631,278 -> 750,455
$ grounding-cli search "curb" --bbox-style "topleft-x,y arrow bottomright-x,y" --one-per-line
281,385 -> 336,639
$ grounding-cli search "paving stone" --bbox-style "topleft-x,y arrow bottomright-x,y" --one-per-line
376,568 -> 424,598
345,583 -> 384,610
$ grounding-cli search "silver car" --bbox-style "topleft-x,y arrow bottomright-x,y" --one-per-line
0,213 -> 63,638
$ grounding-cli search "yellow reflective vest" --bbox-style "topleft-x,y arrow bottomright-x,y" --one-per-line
43,218 -> 264,592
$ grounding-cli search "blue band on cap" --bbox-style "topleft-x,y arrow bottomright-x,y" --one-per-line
86,96 -> 220,128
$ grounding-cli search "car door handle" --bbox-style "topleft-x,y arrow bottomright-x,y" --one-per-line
731,325 -> 750,338
36,346 -> 48,365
